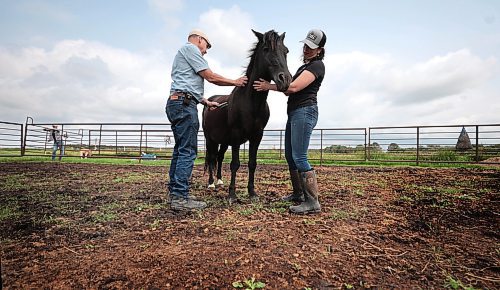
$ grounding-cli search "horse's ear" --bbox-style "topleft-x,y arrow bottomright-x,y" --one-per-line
279,32 -> 286,41
252,29 -> 263,42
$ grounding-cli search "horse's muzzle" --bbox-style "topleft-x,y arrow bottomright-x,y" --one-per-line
276,72 -> 292,92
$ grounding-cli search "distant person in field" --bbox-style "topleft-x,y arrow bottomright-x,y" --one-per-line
166,29 -> 248,211
253,29 -> 326,214
45,125 -> 65,161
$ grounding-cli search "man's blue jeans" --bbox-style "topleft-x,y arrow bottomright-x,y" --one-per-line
285,105 -> 318,173
51,141 -> 64,160
165,98 -> 199,198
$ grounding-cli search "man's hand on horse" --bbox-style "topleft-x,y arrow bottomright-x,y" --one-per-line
234,76 -> 248,87
203,99 -> 220,108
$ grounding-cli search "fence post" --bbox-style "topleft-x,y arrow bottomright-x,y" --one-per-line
416,127 -> 420,166
320,129 -> 323,166
115,131 -> 118,156
139,124 -> 143,161
20,124 -> 24,156
475,125 -> 479,162
279,130 -> 283,160
22,117 -> 33,156
367,128 -> 371,162
363,128 -> 367,161
98,125 -> 102,155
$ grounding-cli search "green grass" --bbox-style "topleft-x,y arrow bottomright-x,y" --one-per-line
0,202 -> 21,221
1,147 -> 499,169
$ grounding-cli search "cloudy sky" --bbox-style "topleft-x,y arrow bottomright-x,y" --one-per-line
1,0 -> 499,129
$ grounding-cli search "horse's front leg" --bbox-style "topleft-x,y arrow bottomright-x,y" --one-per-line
228,145 -> 240,204
247,139 -> 261,201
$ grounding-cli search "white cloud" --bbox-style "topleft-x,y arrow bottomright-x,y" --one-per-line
148,0 -> 185,29
0,40 -> 169,123
316,49 -> 499,128
196,5 -> 256,67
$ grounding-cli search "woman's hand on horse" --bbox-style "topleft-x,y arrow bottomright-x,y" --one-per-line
235,76 -> 248,87
253,78 -> 271,91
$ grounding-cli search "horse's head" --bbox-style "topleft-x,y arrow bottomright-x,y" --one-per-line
250,29 -> 292,92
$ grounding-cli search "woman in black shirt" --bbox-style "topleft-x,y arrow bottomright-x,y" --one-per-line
253,29 -> 326,214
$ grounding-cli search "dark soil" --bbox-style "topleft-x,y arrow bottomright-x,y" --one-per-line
0,162 -> 499,289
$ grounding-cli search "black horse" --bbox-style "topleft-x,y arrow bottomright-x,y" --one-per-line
202,29 -> 292,203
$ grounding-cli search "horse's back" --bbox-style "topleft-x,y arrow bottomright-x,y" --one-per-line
203,95 -> 231,144
207,95 -> 229,103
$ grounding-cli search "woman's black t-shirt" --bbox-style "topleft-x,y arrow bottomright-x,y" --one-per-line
287,60 -> 325,114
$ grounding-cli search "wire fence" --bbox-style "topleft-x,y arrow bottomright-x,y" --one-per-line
1,118 -> 499,165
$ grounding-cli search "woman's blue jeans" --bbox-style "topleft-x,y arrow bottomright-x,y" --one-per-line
285,105 -> 318,172
165,99 -> 199,198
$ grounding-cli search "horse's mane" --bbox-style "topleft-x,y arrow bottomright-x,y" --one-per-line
245,30 -> 280,76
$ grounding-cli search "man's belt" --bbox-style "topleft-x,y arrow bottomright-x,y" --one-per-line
169,91 -> 199,105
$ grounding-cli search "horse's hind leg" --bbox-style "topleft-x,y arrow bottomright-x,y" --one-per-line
247,139 -> 261,201
228,145 -> 240,204
206,141 -> 218,189
216,144 -> 228,186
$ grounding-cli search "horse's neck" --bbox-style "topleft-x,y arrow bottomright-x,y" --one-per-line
230,80 -> 268,117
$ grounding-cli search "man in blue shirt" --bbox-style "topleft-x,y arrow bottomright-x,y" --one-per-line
166,29 -> 247,211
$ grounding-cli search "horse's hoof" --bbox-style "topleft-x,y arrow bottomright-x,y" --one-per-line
227,196 -> 237,205
208,184 -> 215,189
216,179 -> 224,186
249,195 -> 259,203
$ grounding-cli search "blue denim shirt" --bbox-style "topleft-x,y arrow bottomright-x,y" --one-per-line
169,42 -> 209,102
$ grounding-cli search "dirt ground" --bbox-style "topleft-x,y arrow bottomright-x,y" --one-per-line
0,162 -> 499,289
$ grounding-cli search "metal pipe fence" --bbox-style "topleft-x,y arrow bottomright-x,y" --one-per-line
369,124 -> 500,165
1,118 -> 499,165
0,121 -> 23,157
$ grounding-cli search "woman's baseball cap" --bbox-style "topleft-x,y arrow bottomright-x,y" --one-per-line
300,29 -> 327,49
189,29 -> 212,49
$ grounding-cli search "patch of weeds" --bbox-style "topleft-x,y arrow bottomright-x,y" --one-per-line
0,199 -> 21,220
399,195 -> 414,202
330,207 -> 368,221
237,203 -> 264,216
214,216 -> 237,227
85,244 -> 96,250
354,189 -> 365,197
134,202 -> 163,212
225,229 -> 239,241
302,218 -> 316,225
343,283 -> 354,289
329,209 -> 351,221
444,275 -> 479,290
232,276 -> 266,289
237,207 -> 255,216
478,188 -> 492,194
0,174 -> 29,190
93,212 -> 117,223
292,263 -> 302,272
149,219 -> 161,230
371,179 -> 388,189
113,173 -> 144,183
455,194 -> 478,201
439,187 -> 461,195
266,201 -> 288,214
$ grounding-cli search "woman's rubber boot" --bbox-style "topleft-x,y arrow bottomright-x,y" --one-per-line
290,170 -> 321,214
281,169 -> 304,202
